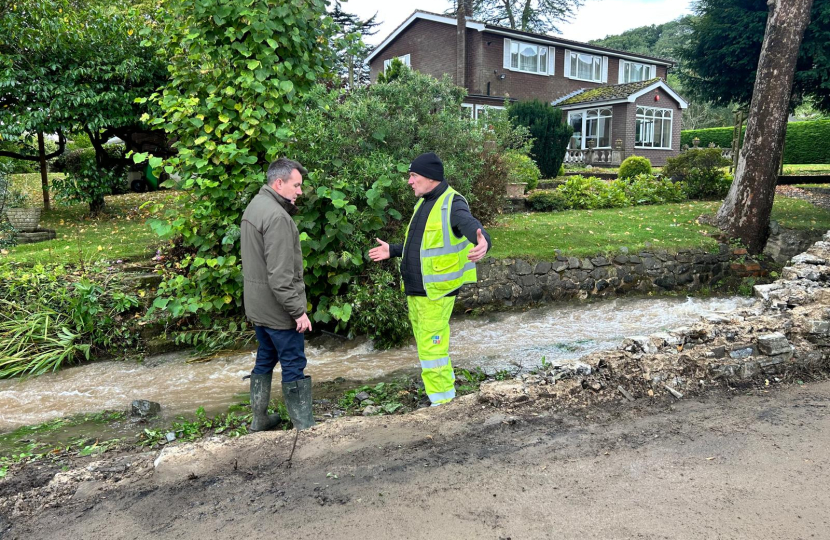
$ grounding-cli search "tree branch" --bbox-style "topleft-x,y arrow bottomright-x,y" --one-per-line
0,131 -> 66,161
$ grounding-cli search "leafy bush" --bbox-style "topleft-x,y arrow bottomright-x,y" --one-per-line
286,69 -> 527,337
527,189 -> 568,211
52,145 -> 127,214
504,151 -> 541,190
618,155 -> 652,180
664,148 -> 731,199
621,174 -> 687,205
557,175 -> 629,209
343,268 -> 411,349
527,174 -> 686,212
508,100 -> 572,178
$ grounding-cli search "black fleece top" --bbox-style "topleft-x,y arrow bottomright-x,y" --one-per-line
389,181 -> 492,297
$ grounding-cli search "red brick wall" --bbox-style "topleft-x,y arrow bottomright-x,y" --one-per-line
369,20 -> 458,83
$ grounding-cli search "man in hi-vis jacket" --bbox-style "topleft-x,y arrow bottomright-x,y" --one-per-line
369,153 -> 491,406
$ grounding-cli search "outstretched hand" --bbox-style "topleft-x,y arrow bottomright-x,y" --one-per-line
467,229 -> 487,262
369,238 -> 390,262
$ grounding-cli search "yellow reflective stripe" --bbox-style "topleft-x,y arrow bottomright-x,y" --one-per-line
420,357 -> 450,369
422,261 -> 477,284
428,388 -> 456,403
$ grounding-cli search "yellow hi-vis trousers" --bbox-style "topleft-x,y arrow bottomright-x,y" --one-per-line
407,295 -> 456,405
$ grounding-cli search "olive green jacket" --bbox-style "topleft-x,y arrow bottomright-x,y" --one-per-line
240,185 -> 306,329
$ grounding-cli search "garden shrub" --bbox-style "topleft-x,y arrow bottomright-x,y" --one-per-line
52,145 -> 128,214
342,267 -> 411,350
621,173 -> 687,205
527,174 -> 685,212
527,189 -> 568,211
503,151 -> 541,190
618,155 -> 652,180
285,69 -> 527,340
663,148 -> 731,199
508,100 -> 572,178
557,175 -> 629,209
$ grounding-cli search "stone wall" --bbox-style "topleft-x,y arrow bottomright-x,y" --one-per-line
457,245 -> 736,309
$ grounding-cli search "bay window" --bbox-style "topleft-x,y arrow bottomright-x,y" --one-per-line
635,107 -> 672,149
567,108 -> 612,149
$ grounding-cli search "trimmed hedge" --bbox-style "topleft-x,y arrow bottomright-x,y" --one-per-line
681,120 -> 830,164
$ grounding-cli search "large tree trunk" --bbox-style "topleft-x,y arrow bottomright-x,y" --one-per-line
715,0 -> 814,254
37,132 -> 51,211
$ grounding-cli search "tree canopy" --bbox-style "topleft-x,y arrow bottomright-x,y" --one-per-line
0,0 -> 168,161
451,0 -> 585,33
678,0 -> 830,112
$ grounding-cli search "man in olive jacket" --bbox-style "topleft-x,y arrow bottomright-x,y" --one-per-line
241,158 -> 315,431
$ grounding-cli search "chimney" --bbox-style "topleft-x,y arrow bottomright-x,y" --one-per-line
456,1 -> 466,87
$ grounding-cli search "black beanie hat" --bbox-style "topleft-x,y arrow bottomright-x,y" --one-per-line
409,152 -> 444,182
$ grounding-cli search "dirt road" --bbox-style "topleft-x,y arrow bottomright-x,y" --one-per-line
3,379 -> 829,540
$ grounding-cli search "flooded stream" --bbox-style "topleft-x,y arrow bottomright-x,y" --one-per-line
0,296 -> 758,432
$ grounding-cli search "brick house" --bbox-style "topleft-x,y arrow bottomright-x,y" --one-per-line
367,11 -> 688,166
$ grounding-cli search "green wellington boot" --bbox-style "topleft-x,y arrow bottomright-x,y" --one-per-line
282,376 -> 316,430
249,372 -> 282,432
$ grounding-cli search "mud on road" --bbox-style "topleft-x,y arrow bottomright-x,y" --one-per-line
2,377 -> 829,540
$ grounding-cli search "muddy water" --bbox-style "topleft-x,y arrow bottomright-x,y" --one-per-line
0,296 -> 758,432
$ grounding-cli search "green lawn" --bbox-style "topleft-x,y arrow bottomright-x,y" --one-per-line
782,164 -> 830,176
2,174 -> 177,266
489,197 -> 830,260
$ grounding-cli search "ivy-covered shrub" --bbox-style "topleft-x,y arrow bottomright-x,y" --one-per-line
287,69 -> 527,336
52,145 -> 127,214
621,173 -> 687,205
508,100 -> 572,178
527,189 -> 568,211
504,151 -> 541,190
618,155 -> 652,180
557,175 -> 629,209
663,148 -> 731,199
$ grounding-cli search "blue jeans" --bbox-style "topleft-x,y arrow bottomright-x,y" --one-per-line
253,326 -> 308,382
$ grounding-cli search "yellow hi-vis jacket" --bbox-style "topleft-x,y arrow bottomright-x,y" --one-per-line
404,186 -> 477,300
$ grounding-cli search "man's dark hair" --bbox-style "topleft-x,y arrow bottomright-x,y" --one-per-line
266,158 -> 307,185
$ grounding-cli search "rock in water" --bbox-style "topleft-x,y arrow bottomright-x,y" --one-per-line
131,400 -> 161,418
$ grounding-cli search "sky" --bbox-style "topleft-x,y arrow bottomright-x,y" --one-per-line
341,0 -> 695,45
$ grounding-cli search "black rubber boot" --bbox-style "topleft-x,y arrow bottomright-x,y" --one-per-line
249,372 -> 281,432
282,376 -> 316,430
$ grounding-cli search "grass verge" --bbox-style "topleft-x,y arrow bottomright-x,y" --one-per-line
2,174 -> 180,266
489,196 -> 830,260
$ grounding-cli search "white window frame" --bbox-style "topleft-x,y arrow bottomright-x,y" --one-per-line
635,106 -> 673,150
383,53 -> 411,72
619,60 -> 656,84
473,104 -> 505,120
566,51 -> 606,83
567,107 -> 613,150
461,103 -> 474,118
503,39 -> 554,76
